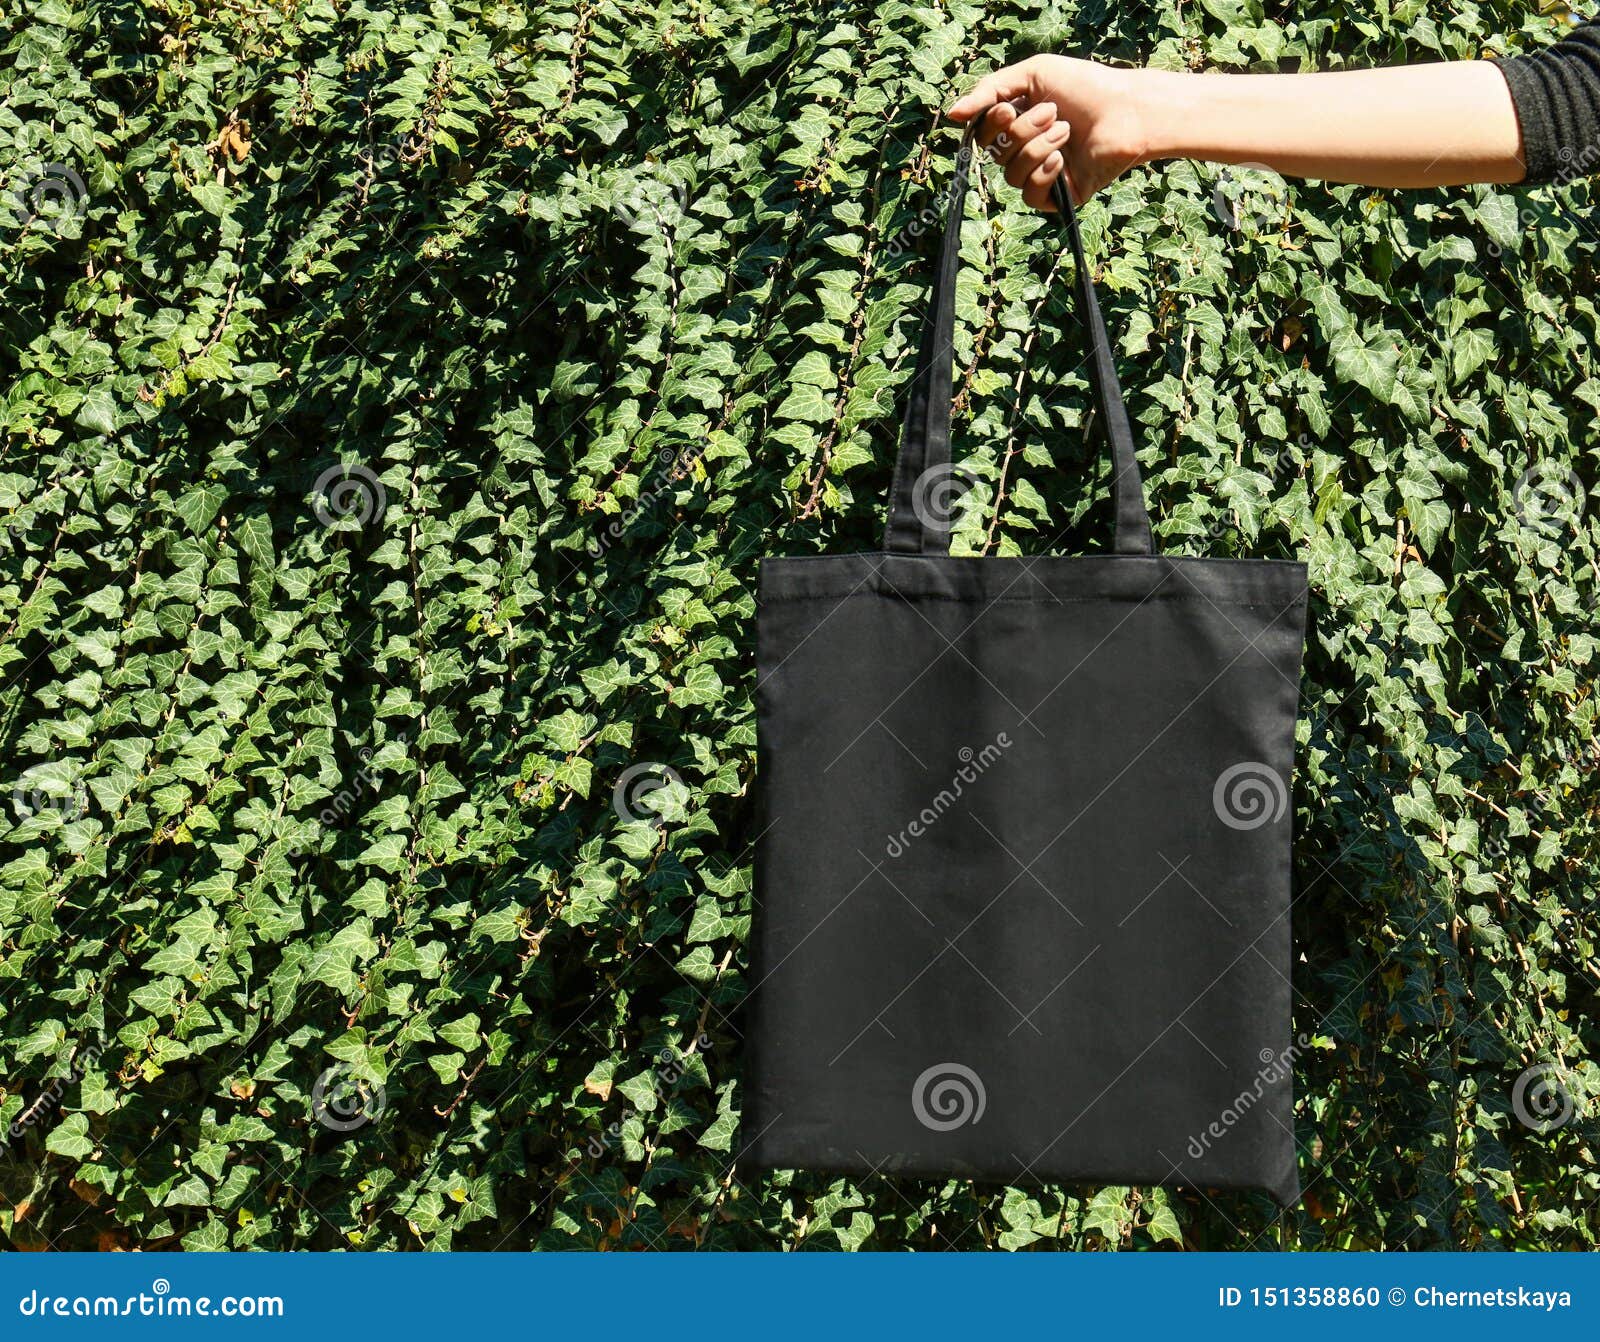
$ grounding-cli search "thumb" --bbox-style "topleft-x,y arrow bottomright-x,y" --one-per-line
947,62 -> 1035,121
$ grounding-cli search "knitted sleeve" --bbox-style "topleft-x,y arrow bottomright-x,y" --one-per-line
1493,19 -> 1600,184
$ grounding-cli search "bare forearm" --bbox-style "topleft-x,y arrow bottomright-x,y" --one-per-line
1133,62 -> 1525,187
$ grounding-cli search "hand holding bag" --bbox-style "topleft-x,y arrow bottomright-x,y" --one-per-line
745,115 -> 1309,1205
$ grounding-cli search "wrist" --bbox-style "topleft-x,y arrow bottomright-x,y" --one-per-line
1127,69 -> 1204,166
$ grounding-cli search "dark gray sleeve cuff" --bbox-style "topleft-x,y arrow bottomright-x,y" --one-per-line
1491,20 -> 1600,186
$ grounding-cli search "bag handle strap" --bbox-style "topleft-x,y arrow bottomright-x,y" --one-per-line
883,109 -> 1156,557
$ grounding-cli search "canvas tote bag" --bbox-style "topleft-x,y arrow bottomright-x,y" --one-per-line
744,116 -> 1309,1205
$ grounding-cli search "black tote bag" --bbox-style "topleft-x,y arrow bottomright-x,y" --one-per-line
745,117 -> 1309,1206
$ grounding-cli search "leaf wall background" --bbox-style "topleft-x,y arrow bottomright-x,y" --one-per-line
0,0 -> 1595,1248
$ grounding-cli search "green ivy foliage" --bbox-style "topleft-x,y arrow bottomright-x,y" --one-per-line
0,0 -> 1596,1250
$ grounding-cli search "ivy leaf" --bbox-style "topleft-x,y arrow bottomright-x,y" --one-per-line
45,1113 -> 94,1160
173,484 -> 228,535
1330,328 -> 1399,402
74,383 -> 118,434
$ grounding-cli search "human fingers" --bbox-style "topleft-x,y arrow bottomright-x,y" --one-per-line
967,97 -> 1024,153
985,100 -> 1057,168
1011,119 -> 1072,198
947,62 -> 1035,122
